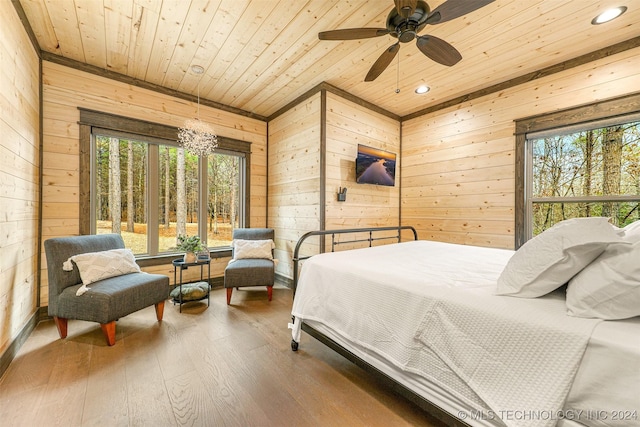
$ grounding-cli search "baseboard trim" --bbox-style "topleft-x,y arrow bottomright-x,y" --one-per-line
0,310 -> 40,379
276,273 -> 293,289
37,306 -> 50,321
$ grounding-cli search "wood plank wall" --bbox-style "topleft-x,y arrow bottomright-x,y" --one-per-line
267,93 -> 322,280
401,47 -> 640,249
325,92 -> 400,247
268,90 -> 401,281
40,61 -> 267,305
0,1 -> 40,356
5,6 -> 639,346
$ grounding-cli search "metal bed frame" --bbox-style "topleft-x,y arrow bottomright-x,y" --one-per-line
291,225 -> 418,293
289,226 -> 469,427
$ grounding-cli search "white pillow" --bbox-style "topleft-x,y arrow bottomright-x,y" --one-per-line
496,217 -> 625,298
566,240 -> 640,319
63,248 -> 141,295
233,239 -> 274,260
618,219 -> 640,242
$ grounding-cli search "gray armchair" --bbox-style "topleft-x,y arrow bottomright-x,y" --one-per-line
224,228 -> 275,305
44,234 -> 170,346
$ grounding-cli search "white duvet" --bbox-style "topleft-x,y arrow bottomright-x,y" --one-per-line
290,241 -> 603,427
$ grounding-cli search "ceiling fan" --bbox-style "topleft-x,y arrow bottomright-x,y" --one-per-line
318,0 -> 495,82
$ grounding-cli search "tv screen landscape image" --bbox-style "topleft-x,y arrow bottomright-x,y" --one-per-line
356,144 -> 396,187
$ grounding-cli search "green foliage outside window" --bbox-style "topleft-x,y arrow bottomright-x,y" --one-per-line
530,122 -> 640,235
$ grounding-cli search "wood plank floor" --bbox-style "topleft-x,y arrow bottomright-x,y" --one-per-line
0,286 -> 446,427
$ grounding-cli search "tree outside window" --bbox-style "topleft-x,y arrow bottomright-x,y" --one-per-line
94,134 -> 243,255
528,122 -> 640,236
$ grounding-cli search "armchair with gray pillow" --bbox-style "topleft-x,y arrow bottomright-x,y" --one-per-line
224,228 -> 275,305
44,234 -> 170,346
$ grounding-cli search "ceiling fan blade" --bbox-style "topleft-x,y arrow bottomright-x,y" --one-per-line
416,35 -> 462,66
318,28 -> 389,40
365,43 -> 400,82
394,0 -> 418,18
426,0 -> 495,25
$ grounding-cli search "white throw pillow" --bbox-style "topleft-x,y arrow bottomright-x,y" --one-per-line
496,217 -> 625,298
233,239 -> 274,260
567,241 -> 640,320
63,248 -> 141,295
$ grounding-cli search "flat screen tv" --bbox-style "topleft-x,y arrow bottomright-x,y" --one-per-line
355,144 -> 396,187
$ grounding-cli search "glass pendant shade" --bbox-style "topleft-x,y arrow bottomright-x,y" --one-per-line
178,67 -> 217,156
178,118 -> 218,156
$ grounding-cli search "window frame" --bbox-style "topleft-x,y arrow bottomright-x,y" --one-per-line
78,108 -> 252,264
515,91 -> 640,248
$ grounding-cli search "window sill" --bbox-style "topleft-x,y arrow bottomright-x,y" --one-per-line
136,247 -> 232,268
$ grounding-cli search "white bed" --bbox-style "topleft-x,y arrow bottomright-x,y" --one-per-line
290,239 -> 640,427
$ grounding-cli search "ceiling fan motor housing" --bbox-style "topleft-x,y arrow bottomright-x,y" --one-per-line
317,0 -> 493,81
386,0 -> 431,43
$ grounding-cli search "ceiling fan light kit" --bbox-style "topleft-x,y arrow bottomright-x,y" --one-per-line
318,0 -> 495,82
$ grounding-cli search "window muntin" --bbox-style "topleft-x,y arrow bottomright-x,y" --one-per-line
93,131 -> 245,256
527,122 -> 640,236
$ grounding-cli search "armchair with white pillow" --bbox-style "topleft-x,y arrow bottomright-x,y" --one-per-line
44,234 -> 170,346
224,228 -> 275,305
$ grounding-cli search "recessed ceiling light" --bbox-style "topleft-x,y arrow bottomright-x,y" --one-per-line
191,65 -> 205,74
415,85 -> 430,94
591,6 -> 627,25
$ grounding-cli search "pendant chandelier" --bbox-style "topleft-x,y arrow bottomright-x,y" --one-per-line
178,65 -> 218,157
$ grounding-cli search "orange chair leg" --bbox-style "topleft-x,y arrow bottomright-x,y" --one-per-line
155,301 -> 165,321
53,316 -> 68,339
100,321 -> 116,346
267,285 -> 273,301
226,288 -> 233,305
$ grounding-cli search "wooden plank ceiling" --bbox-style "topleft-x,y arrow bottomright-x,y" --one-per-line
19,0 -> 640,119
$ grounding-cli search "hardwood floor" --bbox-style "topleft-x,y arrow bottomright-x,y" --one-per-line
0,286 -> 446,427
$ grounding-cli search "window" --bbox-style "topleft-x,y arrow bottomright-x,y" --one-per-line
527,122 -> 640,236
80,109 -> 251,258
95,135 -> 149,253
515,93 -> 640,247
